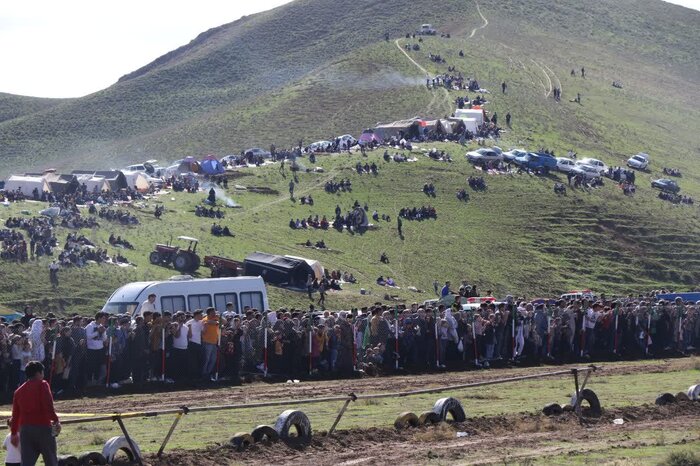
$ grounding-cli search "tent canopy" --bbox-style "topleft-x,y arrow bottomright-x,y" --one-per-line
72,171 -> 128,191
122,171 -> 151,192
244,252 -> 315,287
3,175 -> 50,194
284,255 -> 324,280
374,118 -> 423,140
75,174 -> 110,193
358,129 -> 381,144
200,158 -> 225,175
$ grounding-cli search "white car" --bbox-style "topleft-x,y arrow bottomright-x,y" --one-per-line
576,158 -> 607,174
627,153 -> 649,170
503,149 -> 528,162
555,157 -> 576,172
466,148 -> 503,163
571,164 -> 601,180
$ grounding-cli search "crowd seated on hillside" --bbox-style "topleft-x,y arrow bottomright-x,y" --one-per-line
426,148 -> 453,162
98,207 -> 139,225
468,176 -> 487,191
356,162 -> 378,175
5,216 -> 57,259
195,205 -> 224,218
398,206 -> 437,221
456,95 -> 487,109
658,192 -> 694,205
0,229 -> 28,262
325,180 -> 351,194
59,233 -> 110,267
108,233 -> 134,249
662,168 -> 682,177
0,189 -> 26,202
0,292 -> 698,398
422,183 -> 436,197
618,182 -> 636,196
566,172 -> 605,189
300,195 -> 314,206
211,223 -> 233,237
290,215 -> 330,230
166,175 -> 198,193
456,188 -> 469,201
304,239 -> 327,249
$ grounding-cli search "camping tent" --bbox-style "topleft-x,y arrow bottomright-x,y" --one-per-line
72,171 -> 128,191
454,109 -> 484,125
176,157 -> 201,174
200,156 -> 225,175
449,117 -> 478,133
244,252 -> 316,287
122,171 -> 151,192
3,175 -> 51,194
358,129 -> 381,145
374,118 -> 424,140
424,119 -> 455,136
284,255 -> 324,281
75,174 -> 110,193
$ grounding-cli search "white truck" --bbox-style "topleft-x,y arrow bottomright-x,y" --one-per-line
102,275 -> 269,316
418,24 -> 437,35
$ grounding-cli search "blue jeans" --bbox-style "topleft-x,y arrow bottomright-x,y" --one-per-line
202,343 -> 218,378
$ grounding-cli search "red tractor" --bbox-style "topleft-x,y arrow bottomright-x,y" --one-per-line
149,236 -> 201,273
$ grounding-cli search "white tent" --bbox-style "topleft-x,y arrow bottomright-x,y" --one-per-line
454,109 -> 484,125
75,174 -> 110,193
3,175 -> 51,194
122,171 -> 151,192
284,255 -> 324,281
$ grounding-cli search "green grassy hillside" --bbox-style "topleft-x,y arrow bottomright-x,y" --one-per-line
0,0 -> 699,313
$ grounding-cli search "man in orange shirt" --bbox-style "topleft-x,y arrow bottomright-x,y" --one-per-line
201,308 -> 220,381
10,361 -> 60,466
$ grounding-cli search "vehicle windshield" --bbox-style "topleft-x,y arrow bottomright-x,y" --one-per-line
103,302 -> 138,316
633,156 -> 645,162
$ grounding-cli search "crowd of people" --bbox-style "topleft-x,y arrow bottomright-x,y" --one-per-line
658,191 -> 694,205
4,217 -> 57,259
97,208 -> 139,225
355,162 -> 378,175
398,206 -> 437,221
467,176 -> 487,191
0,286 -> 699,403
195,205 -> 224,219
324,179 -> 352,194
662,168 -> 682,177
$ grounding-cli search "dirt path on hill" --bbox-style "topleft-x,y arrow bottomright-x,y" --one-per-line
469,0 -> 489,39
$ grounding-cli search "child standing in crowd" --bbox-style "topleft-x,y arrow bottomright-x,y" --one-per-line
3,419 -> 21,466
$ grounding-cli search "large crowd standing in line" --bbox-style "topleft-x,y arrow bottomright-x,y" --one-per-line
0,290 -> 697,400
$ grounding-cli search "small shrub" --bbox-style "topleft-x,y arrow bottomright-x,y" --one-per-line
660,451 -> 700,466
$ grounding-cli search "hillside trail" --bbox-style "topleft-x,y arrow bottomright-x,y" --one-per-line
544,63 -> 562,95
530,58 -> 553,97
394,39 -> 442,116
469,0 -> 489,38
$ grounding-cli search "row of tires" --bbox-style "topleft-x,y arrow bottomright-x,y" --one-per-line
230,409 -> 312,451
58,436 -> 140,466
655,384 -> 700,406
394,397 -> 467,429
542,388 -> 603,417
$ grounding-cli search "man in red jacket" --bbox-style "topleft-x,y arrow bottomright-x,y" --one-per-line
10,361 -> 60,466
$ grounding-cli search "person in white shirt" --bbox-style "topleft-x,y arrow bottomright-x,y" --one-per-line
139,294 -> 157,318
3,419 -> 21,466
583,303 -> 601,356
84,312 -> 108,384
185,310 -> 204,378
171,312 -> 189,381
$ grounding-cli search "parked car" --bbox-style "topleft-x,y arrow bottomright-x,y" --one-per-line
627,153 -> 649,170
466,148 -> 503,163
651,178 -> 680,193
514,152 -> 557,174
571,164 -> 602,180
418,23 -> 437,35
244,148 -> 272,158
306,140 -> 333,152
556,157 -> 576,172
503,149 -> 528,162
576,158 -> 608,174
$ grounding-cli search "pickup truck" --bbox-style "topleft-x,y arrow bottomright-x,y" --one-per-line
514,152 -> 557,174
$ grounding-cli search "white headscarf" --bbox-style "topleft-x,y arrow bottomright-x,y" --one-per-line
29,320 -> 45,361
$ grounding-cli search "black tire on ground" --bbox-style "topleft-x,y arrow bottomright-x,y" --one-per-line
173,253 -> 192,272
570,389 -> 602,417
58,456 -> 80,466
251,425 -> 280,443
542,403 -> 563,416
655,393 -> 677,406
432,397 -> 467,422
394,412 -> 420,430
77,452 -> 108,465
149,251 -> 161,265
230,433 -> 255,451
418,411 -> 442,425
676,392 -> 691,402
273,410 -> 312,441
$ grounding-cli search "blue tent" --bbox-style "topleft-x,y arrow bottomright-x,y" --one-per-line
200,157 -> 225,175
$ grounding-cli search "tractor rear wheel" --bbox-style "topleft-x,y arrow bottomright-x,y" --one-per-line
174,253 -> 193,272
149,251 -> 161,265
